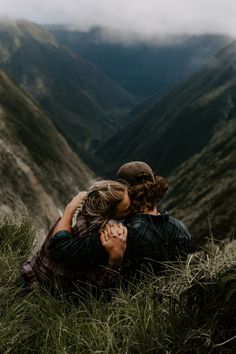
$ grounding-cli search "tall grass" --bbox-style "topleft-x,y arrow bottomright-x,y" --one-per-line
0,214 -> 236,353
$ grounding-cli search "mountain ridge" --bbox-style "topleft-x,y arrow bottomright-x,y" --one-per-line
0,68 -> 93,224
163,118 -> 236,247
0,19 -> 135,167
50,26 -> 232,98
97,40 -> 236,178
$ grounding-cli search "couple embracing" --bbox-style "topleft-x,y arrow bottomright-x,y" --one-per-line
21,161 -> 190,295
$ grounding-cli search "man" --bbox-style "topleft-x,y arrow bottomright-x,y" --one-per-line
114,161 -> 190,277
48,161 -> 191,285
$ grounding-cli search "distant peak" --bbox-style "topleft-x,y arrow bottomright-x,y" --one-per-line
0,18 -> 59,48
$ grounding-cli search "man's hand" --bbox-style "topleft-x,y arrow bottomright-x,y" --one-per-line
100,223 -> 127,264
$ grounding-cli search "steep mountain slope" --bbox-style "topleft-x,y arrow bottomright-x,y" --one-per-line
163,119 -> 236,248
98,40 -> 236,177
0,20 -> 134,157
0,69 -> 92,224
50,26 -> 231,98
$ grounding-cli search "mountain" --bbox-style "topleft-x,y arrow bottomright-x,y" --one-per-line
163,118 -> 236,248
0,20 -> 135,161
0,68 -> 92,224
98,40 -> 236,178
49,26 -> 231,98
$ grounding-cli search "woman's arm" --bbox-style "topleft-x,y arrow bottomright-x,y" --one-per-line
53,191 -> 87,235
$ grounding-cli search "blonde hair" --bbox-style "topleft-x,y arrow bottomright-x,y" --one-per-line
80,180 -> 127,230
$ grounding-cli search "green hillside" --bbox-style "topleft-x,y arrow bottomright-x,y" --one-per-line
163,119 -> 236,248
50,26 -> 231,98
98,40 -> 236,177
96,41 -> 236,245
0,68 -> 92,224
0,20 -> 135,159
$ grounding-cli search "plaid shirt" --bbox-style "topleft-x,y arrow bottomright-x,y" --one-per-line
21,215 -> 120,293
48,211 -> 191,281
123,212 -> 190,276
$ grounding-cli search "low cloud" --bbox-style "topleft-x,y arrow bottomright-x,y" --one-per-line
1,0 -> 236,41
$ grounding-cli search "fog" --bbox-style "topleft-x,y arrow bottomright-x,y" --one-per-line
1,0 -> 236,41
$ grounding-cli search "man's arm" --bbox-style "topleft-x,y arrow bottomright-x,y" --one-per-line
48,224 -> 127,292
48,191 -> 108,267
48,229 -> 108,267
48,194 -> 127,268
48,224 -> 128,268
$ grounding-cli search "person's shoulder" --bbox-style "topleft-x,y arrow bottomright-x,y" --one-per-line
168,215 -> 188,228
124,213 -> 149,231
167,214 -> 191,239
125,211 -> 168,228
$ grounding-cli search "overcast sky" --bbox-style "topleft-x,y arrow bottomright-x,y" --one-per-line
1,0 -> 236,39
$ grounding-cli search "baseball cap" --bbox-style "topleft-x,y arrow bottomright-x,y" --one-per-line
117,161 -> 156,185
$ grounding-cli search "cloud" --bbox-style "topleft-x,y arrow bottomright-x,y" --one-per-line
1,0 -> 236,39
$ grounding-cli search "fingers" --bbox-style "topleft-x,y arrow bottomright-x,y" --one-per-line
100,224 -> 127,257
114,224 -> 127,238
102,223 -> 127,237
104,223 -> 112,233
100,229 -> 111,244
103,224 -> 127,241
103,229 -> 109,241
100,231 -> 105,245
80,191 -> 87,198
75,191 -> 87,201
110,225 -> 119,237
105,224 -> 120,237
100,231 -> 107,245
68,191 -> 87,207
122,226 -> 128,238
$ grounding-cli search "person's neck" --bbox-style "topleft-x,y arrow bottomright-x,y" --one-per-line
142,207 -> 160,215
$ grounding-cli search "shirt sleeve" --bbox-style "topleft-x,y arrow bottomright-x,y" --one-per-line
175,221 -> 191,260
47,230 -> 125,290
47,230 -> 108,267
166,218 -> 191,262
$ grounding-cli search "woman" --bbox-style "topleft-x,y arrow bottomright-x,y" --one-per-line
48,161 -> 191,283
21,180 -> 130,294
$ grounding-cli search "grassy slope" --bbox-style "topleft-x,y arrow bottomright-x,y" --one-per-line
98,40 -> 236,177
163,119 -> 236,248
1,214 -> 236,353
0,69 -> 92,224
0,20 -> 135,156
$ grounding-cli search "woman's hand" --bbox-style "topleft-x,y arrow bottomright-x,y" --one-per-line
100,223 -> 127,265
53,191 -> 87,234
65,191 -> 87,213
